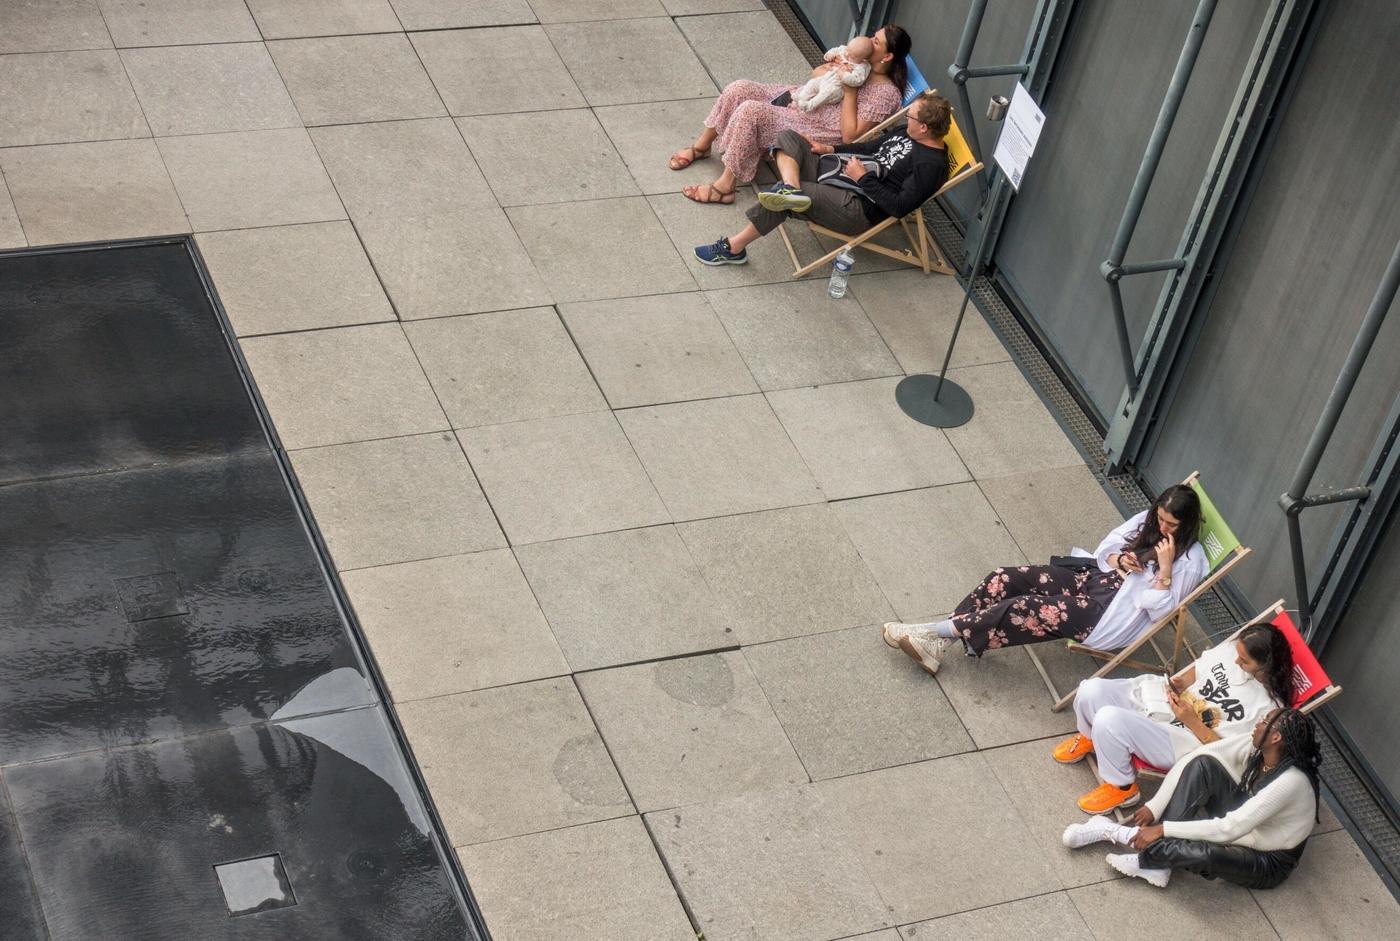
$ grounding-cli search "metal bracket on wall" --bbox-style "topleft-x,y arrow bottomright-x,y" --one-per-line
951,0 -> 1075,267
1279,238 -> 1400,643
1102,0 -> 1321,470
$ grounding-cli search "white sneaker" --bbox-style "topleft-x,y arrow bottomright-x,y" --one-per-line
897,633 -> 951,676
881,622 -> 912,648
1106,852 -> 1171,888
1062,815 -> 1120,849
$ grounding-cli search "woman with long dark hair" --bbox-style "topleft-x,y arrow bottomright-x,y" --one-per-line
1055,620 -> 1295,814
1062,708 -> 1322,890
668,24 -> 910,204
885,484 -> 1208,674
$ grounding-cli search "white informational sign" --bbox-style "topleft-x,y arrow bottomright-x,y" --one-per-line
993,82 -> 1045,191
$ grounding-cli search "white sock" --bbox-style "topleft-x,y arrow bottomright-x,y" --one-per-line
904,619 -> 958,638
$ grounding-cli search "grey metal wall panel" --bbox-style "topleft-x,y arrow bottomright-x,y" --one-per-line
991,0 -> 1268,418
791,0 -> 856,47
1141,0 -> 1400,623
1323,511 -> 1400,801
896,0 -> 1040,224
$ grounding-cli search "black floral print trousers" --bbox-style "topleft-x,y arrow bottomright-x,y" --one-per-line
950,565 -> 1123,657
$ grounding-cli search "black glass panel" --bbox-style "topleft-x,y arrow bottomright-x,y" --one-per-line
7,708 -> 470,941
0,779 -> 47,941
0,451 -> 373,765
0,244 -> 264,486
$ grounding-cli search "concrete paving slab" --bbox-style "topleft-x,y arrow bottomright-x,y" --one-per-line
1069,867 -> 1278,939
244,0 -> 401,38
509,196 -> 697,302
406,307 -> 606,428
933,643 -> 1088,749
705,281 -> 901,390
649,190 -> 829,289
158,128 -> 345,231
459,411 -> 669,544
120,43 -> 300,136
982,738 -> 1121,889
942,361 -> 1086,479
677,503 -> 892,645
241,323 -> 447,449
848,268 -> 1012,373
268,34 -> 445,126
529,0 -> 665,22
0,0 -> 112,54
389,0 -> 536,29
833,483 -> 1026,621
397,678 -> 634,845
0,139 -> 188,245
677,11 -> 814,88
1255,829 -> 1400,938
820,753 -> 1062,924
661,0 -> 767,14
646,784 -> 892,941
352,207 -> 553,318
515,525 -> 731,670
457,817 -> 695,941
309,118 -> 496,222
96,0 -> 260,47
745,626 -> 973,780
289,432 -> 506,571
767,377 -> 971,500
617,394 -> 824,521
411,26 -> 583,116
980,464 -> 1126,564
899,893 -> 1094,940
458,109 -> 638,206
559,292 -> 759,409
595,98 -> 719,195
0,50 -> 147,148
545,17 -> 717,107
196,221 -> 394,336
578,652 -> 808,811
341,549 -> 568,700
0,180 -> 23,248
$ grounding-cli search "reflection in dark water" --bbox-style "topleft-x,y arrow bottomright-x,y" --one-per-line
0,243 -> 476,938
7,709 -> 469,940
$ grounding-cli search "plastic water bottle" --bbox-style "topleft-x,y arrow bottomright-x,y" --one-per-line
828,250 -> 854,298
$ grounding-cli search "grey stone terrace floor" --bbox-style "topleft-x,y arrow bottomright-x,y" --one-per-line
2,1 -> 1397,939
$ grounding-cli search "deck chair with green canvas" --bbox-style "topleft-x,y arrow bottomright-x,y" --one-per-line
1031,472 -> 1253,712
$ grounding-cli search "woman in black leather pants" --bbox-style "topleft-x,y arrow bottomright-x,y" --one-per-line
1125,709 -> 1321,888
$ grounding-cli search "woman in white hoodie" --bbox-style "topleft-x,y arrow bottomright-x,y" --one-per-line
1061,708 -> 1321,890
884,485 -> 1207,675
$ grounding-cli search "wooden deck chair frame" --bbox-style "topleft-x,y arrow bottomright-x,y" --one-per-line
1123,600 -> 1344,782
1031,471 -> 1253,713
772,91 -> 984,279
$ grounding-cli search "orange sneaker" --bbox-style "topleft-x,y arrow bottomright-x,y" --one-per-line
1052,734 -> 1094,764
1077,781 -> 1139,814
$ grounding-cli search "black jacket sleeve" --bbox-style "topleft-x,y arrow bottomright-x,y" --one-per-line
858,156 -> 946,219
833,137 -> 882,157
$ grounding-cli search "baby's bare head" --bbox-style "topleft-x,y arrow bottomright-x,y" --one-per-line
845,36 -> 874,62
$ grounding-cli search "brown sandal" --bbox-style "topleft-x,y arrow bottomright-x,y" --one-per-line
682,181 -> 736,205
668,146 -> 711,170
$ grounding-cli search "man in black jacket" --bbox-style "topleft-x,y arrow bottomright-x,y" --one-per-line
695,92 -> 953,266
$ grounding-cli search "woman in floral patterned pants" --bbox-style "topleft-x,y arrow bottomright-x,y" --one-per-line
949,564 -> 1124,656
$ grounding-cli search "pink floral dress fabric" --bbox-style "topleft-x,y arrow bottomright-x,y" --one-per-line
951,565 -> 1124,656
704,78 -> 903,182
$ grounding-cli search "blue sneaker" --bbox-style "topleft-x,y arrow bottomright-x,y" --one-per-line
695,237 -> 748,266
757,183 -> 812,213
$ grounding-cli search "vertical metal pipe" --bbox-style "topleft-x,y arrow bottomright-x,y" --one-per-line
948,0 -> 991,194
1286,238 -> 1400,501
1107,280 -> 1138,394
1105,0 -> 1219,268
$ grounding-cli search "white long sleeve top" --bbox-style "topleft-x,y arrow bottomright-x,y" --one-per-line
1079,510 -> 1209,650
1144,735 -> 1315,851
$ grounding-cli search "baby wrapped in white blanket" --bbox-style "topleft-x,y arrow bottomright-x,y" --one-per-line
794,36 -> 874,113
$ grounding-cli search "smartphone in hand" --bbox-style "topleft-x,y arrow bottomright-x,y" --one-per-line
770,90 -> 792,107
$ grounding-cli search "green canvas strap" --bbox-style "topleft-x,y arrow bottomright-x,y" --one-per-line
1189,478 -> 1241,569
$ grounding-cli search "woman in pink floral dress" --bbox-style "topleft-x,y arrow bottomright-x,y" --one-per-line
669,24 -> 910,204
